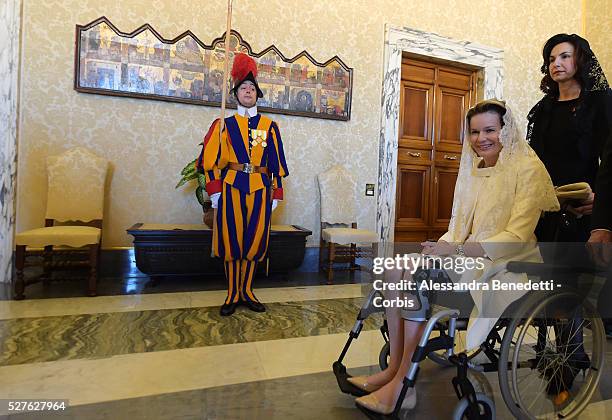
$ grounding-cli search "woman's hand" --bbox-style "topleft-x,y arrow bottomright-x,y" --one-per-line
573,192 -> 595,215
421,240 -> 454,256
421,240 -> 488,258
587,229 -> 612,267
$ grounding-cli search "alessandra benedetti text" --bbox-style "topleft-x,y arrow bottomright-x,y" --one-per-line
373,278 -> 557,292
371,279 -> 557,308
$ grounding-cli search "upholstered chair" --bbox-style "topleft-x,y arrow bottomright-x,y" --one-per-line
14,147 -> 109,299
317,165 -> 377,283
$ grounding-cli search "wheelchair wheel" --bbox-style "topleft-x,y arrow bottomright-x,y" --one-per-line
498,290 -> 605,419
379,341 -> 390,370
428,348 -> 457,367
467,370 -> 495,399
452,392 -> 495,420
378,330 -> 480,369
427,327 -> 481,367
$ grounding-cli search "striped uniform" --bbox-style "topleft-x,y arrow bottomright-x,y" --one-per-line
197,113 -> 288,304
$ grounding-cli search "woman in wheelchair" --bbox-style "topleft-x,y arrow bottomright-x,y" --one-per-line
351,99 -> 561,415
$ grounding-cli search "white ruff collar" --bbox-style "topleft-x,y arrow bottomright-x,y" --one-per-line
237,105 -> 258,117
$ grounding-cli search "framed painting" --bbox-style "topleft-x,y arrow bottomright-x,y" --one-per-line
75,16 -> 353,120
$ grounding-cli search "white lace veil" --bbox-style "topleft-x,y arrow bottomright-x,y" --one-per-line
445,99 -> 559,242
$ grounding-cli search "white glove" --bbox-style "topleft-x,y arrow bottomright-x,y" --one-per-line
272,199 -> 278,211
210,192 -> 221,209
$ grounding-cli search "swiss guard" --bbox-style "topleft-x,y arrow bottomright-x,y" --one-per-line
197,53 -> 289,316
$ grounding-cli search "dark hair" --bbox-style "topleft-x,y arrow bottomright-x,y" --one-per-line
540,33 -> 591,96
466,100 -> 506,127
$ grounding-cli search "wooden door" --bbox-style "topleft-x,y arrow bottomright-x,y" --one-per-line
395,57 -> 479,242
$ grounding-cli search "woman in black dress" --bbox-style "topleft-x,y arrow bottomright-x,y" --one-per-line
528,33 -> 610,242
527,33 -> 611,405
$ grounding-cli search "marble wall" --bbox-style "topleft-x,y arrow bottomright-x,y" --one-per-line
17,0 -> 593,247
0,0 -> 22,283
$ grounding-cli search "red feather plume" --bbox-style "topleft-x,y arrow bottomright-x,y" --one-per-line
231,53 -> 258,82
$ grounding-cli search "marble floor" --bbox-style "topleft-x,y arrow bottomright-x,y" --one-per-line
0,249 -> 372,301
1,260 -> 611,419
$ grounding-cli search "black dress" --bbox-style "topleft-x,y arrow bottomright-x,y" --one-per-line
528,91 -> 612,242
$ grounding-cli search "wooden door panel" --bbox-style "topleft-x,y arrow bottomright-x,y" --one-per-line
397,147 -> 432,165
435,150 -> 461,166
435,86 -> 469,152
394,230 -> 428,243
431,167 -> 458,227
401,60 -> 435,84
438,68 -> 472,90
395,164 -> 430,227
399,81 -> 434,148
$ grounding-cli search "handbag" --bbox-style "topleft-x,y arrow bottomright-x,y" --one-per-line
554,182 -> 591,203
551,182 -> 592,241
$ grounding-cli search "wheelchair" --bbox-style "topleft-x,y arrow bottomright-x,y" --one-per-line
333,261 -> 606,419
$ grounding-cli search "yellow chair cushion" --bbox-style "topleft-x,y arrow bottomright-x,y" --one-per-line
15,226 -> 101,248
322,228 -> 377,245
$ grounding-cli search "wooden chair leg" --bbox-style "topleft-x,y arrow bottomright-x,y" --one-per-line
42,245 -> 52,285
14,245 -> 26,300
319,238 -> 326,271
327,242 -> 335,284
88,244 -> 99,297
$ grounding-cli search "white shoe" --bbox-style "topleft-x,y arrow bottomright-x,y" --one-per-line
355,387 -> 417,414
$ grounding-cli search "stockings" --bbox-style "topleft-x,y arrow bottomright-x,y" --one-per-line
224,259 -> 259,304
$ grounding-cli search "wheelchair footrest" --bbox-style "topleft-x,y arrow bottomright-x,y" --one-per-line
356,402 -> 399,420
333,361 -> 368,397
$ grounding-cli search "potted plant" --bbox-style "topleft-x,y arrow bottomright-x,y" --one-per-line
176,158 -> 214,228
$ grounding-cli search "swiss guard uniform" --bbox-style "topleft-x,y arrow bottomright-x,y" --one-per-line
197,53 -> 289,316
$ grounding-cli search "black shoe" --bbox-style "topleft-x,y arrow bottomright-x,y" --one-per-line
545,352 -> 590,396
220,302 -> 239,316
243,300 -> 266,312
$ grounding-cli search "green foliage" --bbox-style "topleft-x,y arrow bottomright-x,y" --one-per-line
175,159 -> 198,189
195,185 -> 206,207
176,158 -> 210,207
